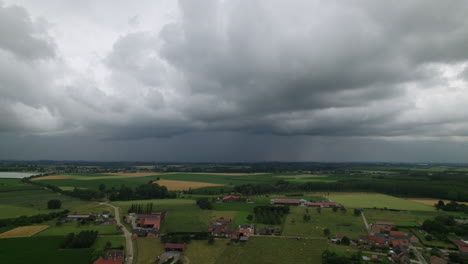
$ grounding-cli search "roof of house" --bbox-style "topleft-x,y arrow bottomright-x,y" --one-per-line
165,243 -> 187,250
391,240 -> 400,246
138,218 -> 161,227
239,228 -> 252,234
390,231 -> 406,236
272,198 -> 301,204
92,256 -> 122,264
107,250 -> 124,260
223,195 -> 240,200
452,240 -> 468,247
460,246 -> 468,252
430,255 -> 447,264
67,214 -> 93,218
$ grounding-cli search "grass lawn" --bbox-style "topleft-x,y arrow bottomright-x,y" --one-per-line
364,209 -> 461,227
0,236 -> 93,264
184,239 -> 228,264
134,238 -> 164,264
327,194 -> 435,211
93,235 -> 125,249
215,237 -> 328,264
36,222 -> 122,236
282,207 -> 366,239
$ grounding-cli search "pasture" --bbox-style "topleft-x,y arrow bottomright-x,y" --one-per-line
0,225 -> 49,238
36,222 -> 121,236
134,238 -> 164,264
0,236 -> 93,264
282,207 -> 366,239
215,237 -> 327,264
184,240 -> 228,264
154,179 -> 225,191
327,193 -> 435,211
363,208 -> 462,227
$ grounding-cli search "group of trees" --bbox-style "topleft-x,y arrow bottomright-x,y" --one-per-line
108,183 -> 175,201
0,210 -> 69,228
160,232 -> 210,244
421,215 -> 468,241
321,249 -> 362,264
47,199 -> 62,209
61,230 -> 98,248
196,198 -> 213,209
435,200 -> 468,213
254,206 -> 289,225
127,203 -> 156,214
233,179 -> 468,202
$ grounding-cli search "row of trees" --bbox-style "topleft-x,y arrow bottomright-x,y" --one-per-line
127,203 -> 157,214
233,179 -> 468,202
254,206 -> 289,225
0,210 -> 69,228
61,230 -> 98,248
108,183 -> 176,201
435,200 -> 468,213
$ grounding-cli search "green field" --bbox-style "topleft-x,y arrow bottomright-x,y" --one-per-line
282,207 -> 366,239
35,222 -> 122,236
134,238 -> 164,264
215,237 -> 327,264
184,240 -> 229,264
0,236 -> 93,264
327,194 -> 435,211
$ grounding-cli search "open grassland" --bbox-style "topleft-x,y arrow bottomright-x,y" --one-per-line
93,235 -> 125,249
283,207 -> 366,239
36,222 -> 121,236
184,239 -> 228,264
0,225 -> 49,238
363,208 -> 462,227
134,238 -> 164,264
0,236 -> 93,264
0,189 -> 79,219
215,237 -> 327,264
0,178 -> 41,191
407,198 -> 468,206
327,193 -> 435,211
154,179 -> 226,191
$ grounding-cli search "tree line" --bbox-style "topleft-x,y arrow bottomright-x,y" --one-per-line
435,200 -> 468,214
0,210 -> 69,229
128,203 -> 156,214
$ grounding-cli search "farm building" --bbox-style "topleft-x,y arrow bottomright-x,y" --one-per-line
137,218 -> 161,229
270,198 -> 306,205
93,256 -> 122,264
165,243 -> 187,252
93,251 -> 124,264
65,214 -> 96,221
223,195 -> 240,202
209,218 -> 233,237
307,201 -> 341,208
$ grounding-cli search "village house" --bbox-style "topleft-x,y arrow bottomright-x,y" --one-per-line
371,222 -> 394,234
270,198 -> 306,205
135,212 -> 166,230
164,243 -> 187,252
359,235 -> 388,248
390,245 -> 410,264
209,218 -> 232,237
257,226 -> 276,235
92,250 -> 124,264
307,201 -> 341,208
223,195 -> 240,202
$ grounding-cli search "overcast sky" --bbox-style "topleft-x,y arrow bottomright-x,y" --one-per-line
1,0 -> 468,162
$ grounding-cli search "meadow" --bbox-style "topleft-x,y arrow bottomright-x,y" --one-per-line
215,237 -> 327,264
134,238 -> 164,264
35,222 -> 122,236
0,236 -> 93,264
327,193 -> 435,211
282,207 -> 366,239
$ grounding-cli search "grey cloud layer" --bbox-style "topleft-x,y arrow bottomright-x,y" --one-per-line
1,0 -> 468,140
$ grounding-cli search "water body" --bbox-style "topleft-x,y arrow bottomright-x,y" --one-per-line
0,172 -> 34,178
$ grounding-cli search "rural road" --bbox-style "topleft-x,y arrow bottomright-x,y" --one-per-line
100,203 -> 134,264
409,244 -> 428,264
361,211 -> 371,235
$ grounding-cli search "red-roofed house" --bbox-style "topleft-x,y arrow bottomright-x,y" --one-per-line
430,255 -> 447,264
165,243 -> 187,252
460,246 -> 468,258
389,231 -> 406,237
137,218 -> 161,229
92,257 -> 122,264
271,198 -> 302,205
307,201 -> 341,208
223,196 -> 240,202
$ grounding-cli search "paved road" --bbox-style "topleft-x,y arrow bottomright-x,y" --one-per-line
100,203 -> 133,264
409,244 -> 428,264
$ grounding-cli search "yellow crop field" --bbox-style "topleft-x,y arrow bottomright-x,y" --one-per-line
153,179 -> 225,191
0,225 -> 49,238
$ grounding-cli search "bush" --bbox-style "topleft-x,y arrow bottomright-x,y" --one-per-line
47,199 -> 62,209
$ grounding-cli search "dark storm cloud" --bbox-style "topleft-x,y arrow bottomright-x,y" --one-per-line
1,0 -> 468,143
